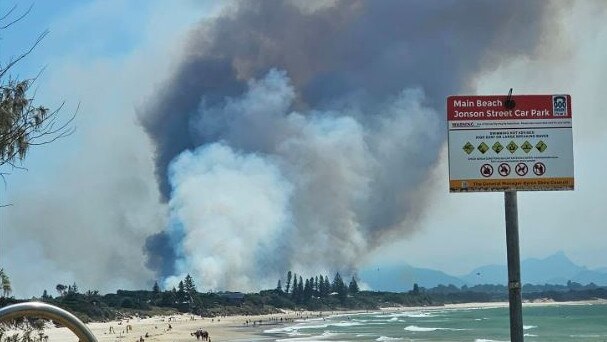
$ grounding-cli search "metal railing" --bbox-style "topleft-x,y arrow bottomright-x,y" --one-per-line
0,302 -> 97,342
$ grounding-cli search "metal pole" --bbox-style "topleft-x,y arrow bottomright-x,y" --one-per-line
0,302 -> 98,342
504,191 -> 524,342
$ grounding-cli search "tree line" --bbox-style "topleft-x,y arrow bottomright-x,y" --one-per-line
275,271 -> 359,304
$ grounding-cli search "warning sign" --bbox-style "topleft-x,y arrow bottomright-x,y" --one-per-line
533,162 -> 546,176
521,141 -> 533,153
506,141 -> 518,153
463,142 -> 475,155
498,163 -> 511,177
481,164 -> 493,177
515,163 -> 528,176
492,141 -> 504,154
478,142 -> 489,154
447,94 -> 574,192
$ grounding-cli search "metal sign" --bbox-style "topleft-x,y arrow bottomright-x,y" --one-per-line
447,94 -> 574,192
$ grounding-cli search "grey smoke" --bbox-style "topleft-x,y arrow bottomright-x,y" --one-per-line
141,0 -> 546,199
140,0 -> 553,291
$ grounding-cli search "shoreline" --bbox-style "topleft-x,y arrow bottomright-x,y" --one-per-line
10,299 -> 607,341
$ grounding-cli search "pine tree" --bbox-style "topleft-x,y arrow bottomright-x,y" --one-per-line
332,273 -> 343,293
298,276 -> 304,297
291,275 -> 298,299
178,280 -> 185,300
297,276 -> 304,303
348,276 -> 359,294
153,281 -> 161,293
184,274 -> 196,294
332,273 -> 347,301
322,276 -> 331,297
318,276 -> 326,297
286,271 -> 292,294
303,279 -> 310,302
276,280 -> 283,293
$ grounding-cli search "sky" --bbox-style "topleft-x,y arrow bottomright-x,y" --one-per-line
1,0 -> 606,298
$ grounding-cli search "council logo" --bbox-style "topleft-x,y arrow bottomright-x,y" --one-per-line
553,95 -> 567,116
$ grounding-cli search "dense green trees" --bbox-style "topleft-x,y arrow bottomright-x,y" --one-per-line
3,271 -> 607,323
277,270 -> 361,305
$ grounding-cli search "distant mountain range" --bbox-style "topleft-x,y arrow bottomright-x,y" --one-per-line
360,251 -> 607,292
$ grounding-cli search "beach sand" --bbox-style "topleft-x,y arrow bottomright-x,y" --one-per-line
38,310 -> 324,342
18,299 -> 607,341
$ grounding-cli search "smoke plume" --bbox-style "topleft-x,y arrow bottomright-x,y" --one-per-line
140,0 -> 552,290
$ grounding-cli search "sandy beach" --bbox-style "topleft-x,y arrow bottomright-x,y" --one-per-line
36,310 -> 325,342
12,299 -> 605,341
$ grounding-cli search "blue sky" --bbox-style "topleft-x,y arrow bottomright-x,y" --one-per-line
1,0 -> 219,186
1,1 -> 607,298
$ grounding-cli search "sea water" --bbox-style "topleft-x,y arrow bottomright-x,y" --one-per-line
263,303 -> 607,341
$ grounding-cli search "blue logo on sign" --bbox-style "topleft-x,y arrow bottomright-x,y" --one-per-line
553,95 -> 567,116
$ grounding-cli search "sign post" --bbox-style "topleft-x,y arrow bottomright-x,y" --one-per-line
447,94 -> 574,342
505,190 -> 523,342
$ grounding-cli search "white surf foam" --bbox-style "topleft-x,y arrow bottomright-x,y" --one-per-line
376,336 -> 403,341
404,325 -> 469,332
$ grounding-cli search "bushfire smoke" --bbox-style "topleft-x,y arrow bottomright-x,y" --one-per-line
140,0 -> 552,291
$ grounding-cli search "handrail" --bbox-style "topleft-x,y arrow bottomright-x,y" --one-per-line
0,302 -> 97,342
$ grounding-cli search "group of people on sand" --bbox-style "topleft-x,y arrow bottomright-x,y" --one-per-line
107,320 -> 171,341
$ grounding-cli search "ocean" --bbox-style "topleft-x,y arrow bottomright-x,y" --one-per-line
263,303 -> 607,341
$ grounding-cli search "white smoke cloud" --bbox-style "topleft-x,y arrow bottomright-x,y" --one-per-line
164,69 -> 440,291
165,143 -> 292,290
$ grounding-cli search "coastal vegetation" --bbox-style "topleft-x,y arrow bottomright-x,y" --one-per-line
1,270 -> 607,341
2,271 -> 607,325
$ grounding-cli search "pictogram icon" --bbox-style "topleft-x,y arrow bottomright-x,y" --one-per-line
478,142 -> 489,154
463,142 -> 475,155
533,162 -> 546,176
521,141 -> 533,153
515,163 -> 528,176
498,163 -> 511,177
492,141 -> 504,154
480,164 -> 493,177
506,141 -> 518,154
536,140 -> 548,153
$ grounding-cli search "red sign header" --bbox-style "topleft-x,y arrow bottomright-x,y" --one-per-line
447,95 -> 572,121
